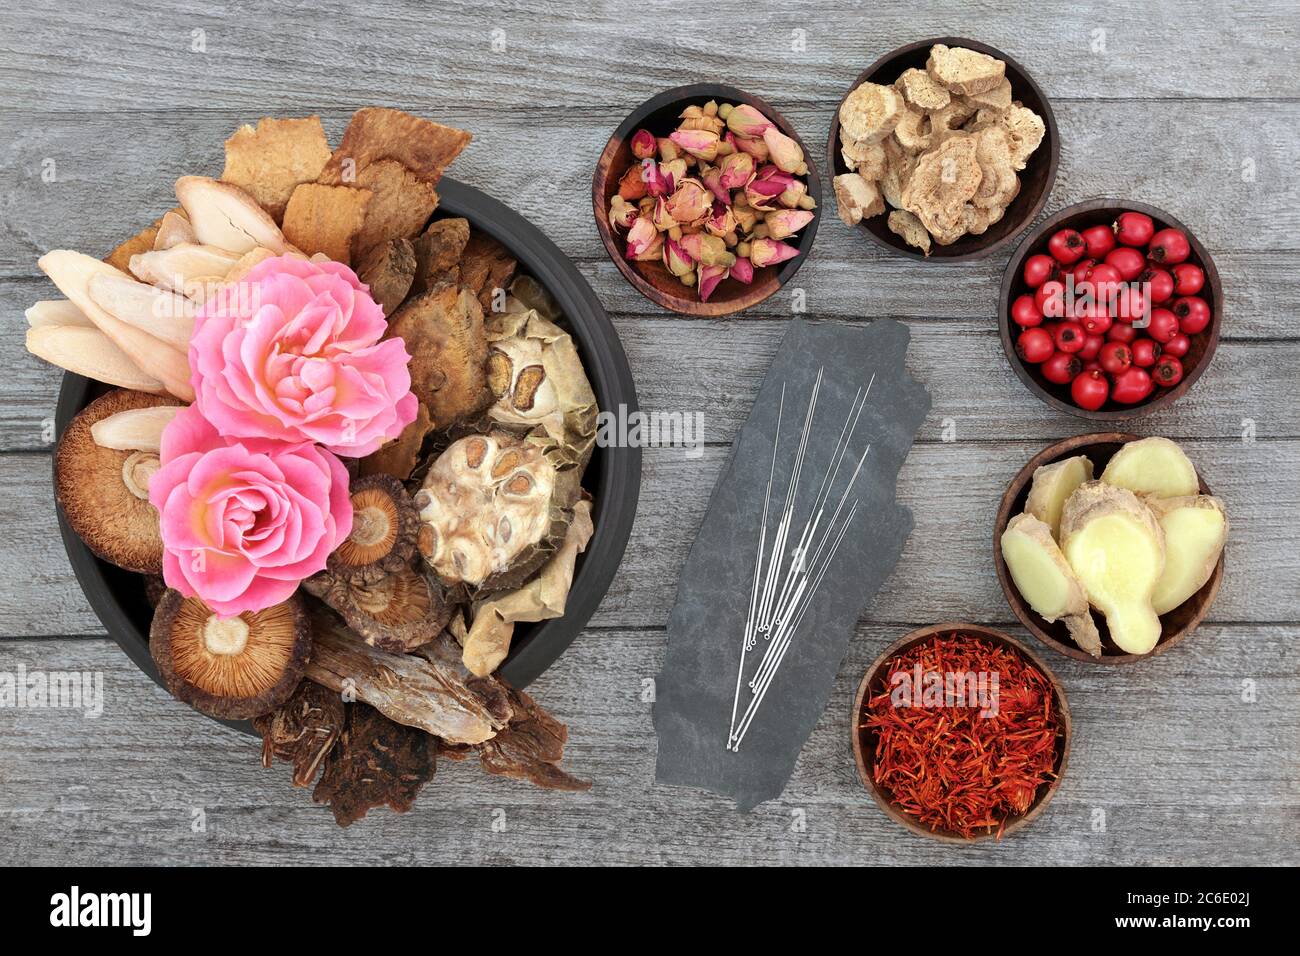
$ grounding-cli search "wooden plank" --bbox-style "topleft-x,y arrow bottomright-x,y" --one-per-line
4,438 -> 1296,637
0,626 -> 1294,866
1,1 -> 1297,113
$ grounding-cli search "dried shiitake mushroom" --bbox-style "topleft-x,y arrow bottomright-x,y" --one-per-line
55,388 -> 183,573
326,474 -> 420,584
415,432 -> 580,593
303,564 -> 452,653
149,589 -> 311,720
252,681 -> 346,788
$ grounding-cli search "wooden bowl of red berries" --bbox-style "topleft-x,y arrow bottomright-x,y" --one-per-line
999,199 -> 1222,420
852,623 -> 1071,843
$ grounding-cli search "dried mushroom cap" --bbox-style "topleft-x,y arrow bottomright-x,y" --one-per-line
252,681 -> 346,788
327,474 -> 420,584
415,432 -> 578,592
55,388 -> 183,574
312,702 -> 437,827
303,563 -> 451,653
149,589 -> 311,720
485,309 -> 598,468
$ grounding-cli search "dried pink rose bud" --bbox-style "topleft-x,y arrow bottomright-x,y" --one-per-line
778,179 -> 807,208
765,209 -> 815,240
625,216 -> 658,259
706,201 -> 737,238
666,178 -> 713,223
762,127 -> 804,174
669,128 -> 720,161
726,104 -> 773,139
734,133 -> 769,162
698,263 -> 730,302
663,236 -> 695,277
749,238 -> 800,268
651,196 -> 676,232
700,166 -> 729,204
730,256 -> 754,284
719,151 -> 756,189
643,159 -> 674,197
631,129 -> 657,160
680,232 -> 734,267
745,177 -> 786,211
609,194 -> 638,230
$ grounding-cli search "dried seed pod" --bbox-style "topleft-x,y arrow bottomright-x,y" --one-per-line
326,474 -> 420,584
149,589 -> 311,720
252,681 -> 346,788
55,389 -> 184,574
415,431 -> 580,593
303,563 -> 452,653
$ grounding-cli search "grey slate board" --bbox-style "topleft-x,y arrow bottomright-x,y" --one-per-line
654,318 -> 929,808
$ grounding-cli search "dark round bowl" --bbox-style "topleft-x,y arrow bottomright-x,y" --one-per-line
851,622 -> 1071,843
55,177 -> 642,735
999,199 -> 1223,420
592,83 -> 822,316
827,37 -> 1059,262
993,433 -> 1224,664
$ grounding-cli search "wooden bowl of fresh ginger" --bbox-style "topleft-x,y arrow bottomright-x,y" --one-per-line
993,433 -> 1227,663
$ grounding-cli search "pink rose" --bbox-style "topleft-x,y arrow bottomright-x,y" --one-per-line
149,404 -> 354,617
191,255 -> 417,458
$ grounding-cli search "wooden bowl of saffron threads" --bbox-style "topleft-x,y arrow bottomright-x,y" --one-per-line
851,623 -> 1071,843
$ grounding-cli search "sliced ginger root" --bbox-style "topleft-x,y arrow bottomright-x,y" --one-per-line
1060,481 -> 1166,655
1101,436 -> 1198,499
1146,495 -> 1228,615
1024,454 -> 1093,540
1001,512 -> 1102,657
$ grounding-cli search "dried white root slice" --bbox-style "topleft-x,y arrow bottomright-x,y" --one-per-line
26,299 -> 94,329
833,173 -> 884,226
1024,455 -> 1094,540
87,272 -> 197,351
1061,481 -> 1165,655
153,209 -> 196,250
37,250 -> 192,401
90,405 -> 182,453
128,242 -> 242,298
174,176 -> 287,255
1101,437 -> 1199,499
26,325 -> 165,393
1147,495 -> 1228,615
1001,513 -> 1102,657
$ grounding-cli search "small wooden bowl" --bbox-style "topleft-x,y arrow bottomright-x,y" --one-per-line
999,199 -> 1224,420
851,622 -> 1071,843
592,83 -> 822,316
993,433 -> 1225,664
826,37 -> 1059,261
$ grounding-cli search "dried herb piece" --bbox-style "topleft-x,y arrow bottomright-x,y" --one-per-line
459,231 -> 517,312
253,681 -> 346,787
304,562 -> 451,653
327,474 -> 421,584
386,285 -> 491,428
356,237 -> 416,316
104,214 -> 170,272
312,702 -> 436,826
281,182 -> 373,265
221,116 -> 332,223
477,684 -> 591,792
318,107 -> 471,187
352,160 -> 440,257
411,217 -> 470,294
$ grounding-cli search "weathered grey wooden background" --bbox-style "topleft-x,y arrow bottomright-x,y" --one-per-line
1,0 -> 1297,865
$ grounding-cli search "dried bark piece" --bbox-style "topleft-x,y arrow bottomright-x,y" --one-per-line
104,214 -> 170,273
318,107 -> 471,186
312,702 -> 436,827
411,217 -> 470,294
221,116 -> 332,223
281,182 -> 373,265
305,610 -> 510,743
477,684 -> 591,792
352,160 -> 440,258
387,285 -> 491,428
252,681 -> 346,787
459,231 -> 517,312
356,237 -> 416,316
359,401 -> 433,480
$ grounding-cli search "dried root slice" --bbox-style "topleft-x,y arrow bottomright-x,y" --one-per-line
104,216 -> 168,273
352,159 -> 440,257
26,299 -> 93,329
387,284 -> 491,428
153,209 -> 196,250
90,404 -> 180,453
38,250 -> 193,400
26,325 -> 164,394
150,589 -> 311,720
839,81 -> 904,144
1024,454 -> 1094,540
476,684 -> 591,792
1147,495 -> 1228,615
1001,513 -> 1101,657
127,242 -> 243,299
411,217 -> 469,294
55,389 -> 182,572
221,116 -> 333,224
1060,481 -> 1165,655
304,563 -> 451,653
281,182 -> 372,266
926,43 -> 1006,96
459,231 -> 518,312
174,175 -> 288,255
87,271 -> 196,351
312,702 -> 436,827
327,474 -> 421,584
317,107 -> 471,187
887,209 -> 931,256
1100,437 -> 1199,500
356,237 -> 416,316
252,681 -> 345,788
